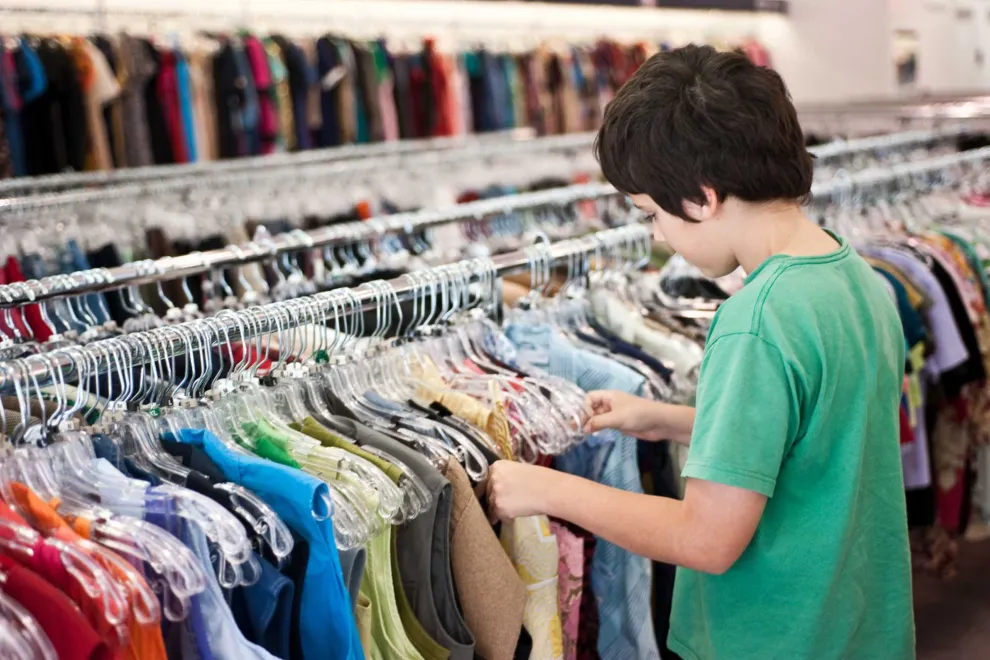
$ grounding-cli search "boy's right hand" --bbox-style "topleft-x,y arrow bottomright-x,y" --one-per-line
584,390 -> 695,444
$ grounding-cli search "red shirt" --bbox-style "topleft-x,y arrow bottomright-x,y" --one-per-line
0,553 -> 113,660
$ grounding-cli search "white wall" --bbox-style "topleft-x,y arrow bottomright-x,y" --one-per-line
890,0 -> 990,93
771,0 -> 896,103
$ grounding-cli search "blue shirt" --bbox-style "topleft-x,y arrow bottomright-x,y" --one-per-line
232,554 -> 295,659
167,428 -> 364,660
94,458 -> 276,660
505,323 -> 662,660
175,51 -> 198,162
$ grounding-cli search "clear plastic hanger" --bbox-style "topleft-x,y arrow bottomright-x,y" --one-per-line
0,454 -> 132,644
168,316 -> 296,562
87,336 -> 258,586
29,347 -> 211,616
208,307 -> 375,544
0,589 -> 58,660
255,301 -> 402,537
320,286 -> 460,472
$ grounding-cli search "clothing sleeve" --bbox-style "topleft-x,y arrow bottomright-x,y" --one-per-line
682,333 -> 798,497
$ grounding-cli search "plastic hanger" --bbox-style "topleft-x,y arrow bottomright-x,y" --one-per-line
0,589 -> 58,660
91,336 -> 258,587
28,348 -> 209,616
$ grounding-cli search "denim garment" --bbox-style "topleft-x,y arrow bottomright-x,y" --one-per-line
480,325 -> 524,371
504,324 -> 660,660
232,45 -> 261,156
504,323 -> 646,395
167,428 -> 364,660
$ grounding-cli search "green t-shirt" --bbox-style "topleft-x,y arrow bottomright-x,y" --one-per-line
669,236 -> 915,660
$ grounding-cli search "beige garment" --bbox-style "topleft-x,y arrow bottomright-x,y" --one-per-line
441,458 -> 526,660
2,397 -> 60,421
225,224 -> 269,297
356,593 -> 373,660
1,410 -> 40,436
412,357 -> 513,459
188,51 -> 219,162
300,39 -> 323,134
82,41 -> 120,171
501,515 -> 564,660
557,51 -> 581,134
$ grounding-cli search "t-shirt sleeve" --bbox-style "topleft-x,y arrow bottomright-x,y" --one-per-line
682,333 -> 798,497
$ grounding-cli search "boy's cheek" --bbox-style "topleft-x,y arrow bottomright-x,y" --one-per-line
652,218 -> 665,243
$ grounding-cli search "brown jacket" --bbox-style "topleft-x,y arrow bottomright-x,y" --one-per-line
441,458 -> 527,660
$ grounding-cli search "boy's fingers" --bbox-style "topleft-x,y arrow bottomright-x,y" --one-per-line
585,391 -> 613,414
584,411 -> 620,434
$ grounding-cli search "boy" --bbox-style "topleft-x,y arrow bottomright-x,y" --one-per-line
486,45 -> 915,659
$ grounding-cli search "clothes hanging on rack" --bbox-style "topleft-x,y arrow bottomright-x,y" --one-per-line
0,175 -> 616,348
0,144 -> 987,659
855,217 -> 990,579
0,223 -> 697,660
0,32 -> 773,178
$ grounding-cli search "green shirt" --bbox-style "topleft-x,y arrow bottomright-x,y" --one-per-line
670,236 -> 915,660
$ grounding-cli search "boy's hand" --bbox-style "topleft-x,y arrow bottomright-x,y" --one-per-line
585,390 -> 694,443
486,461 -> 558,523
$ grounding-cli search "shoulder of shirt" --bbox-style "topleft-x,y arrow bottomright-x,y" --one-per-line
708,262 -> 785,344
709,253 -> 860,344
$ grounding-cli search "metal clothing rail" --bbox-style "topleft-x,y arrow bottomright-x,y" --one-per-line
0,128 -> 545,197
0,134 -> 599,215
810,126 -> 971,160
810,145 -> 990,201
0,125 -> 973,205
1,140 -> 988,308
0,223 -> 652,388
0,182 -> 621,307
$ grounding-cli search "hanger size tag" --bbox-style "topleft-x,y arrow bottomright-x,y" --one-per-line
58,419 -> 80,432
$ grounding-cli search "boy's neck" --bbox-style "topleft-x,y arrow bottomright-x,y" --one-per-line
725,200 -> 839,275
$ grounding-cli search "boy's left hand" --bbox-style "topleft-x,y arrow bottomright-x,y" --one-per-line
486,460 -> 557,523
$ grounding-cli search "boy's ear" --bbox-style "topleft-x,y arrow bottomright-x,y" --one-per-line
682,186 -> 720,222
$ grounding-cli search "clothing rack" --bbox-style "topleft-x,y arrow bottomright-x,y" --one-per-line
0,126 -> 973,202
0,128 -> 544,197
810,126 -> 973,160
0,222 -> 651,388
2,141 -> 988,308
0,135 -> 599,215
810,145 -> 990,202
0,181 -> 620,307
